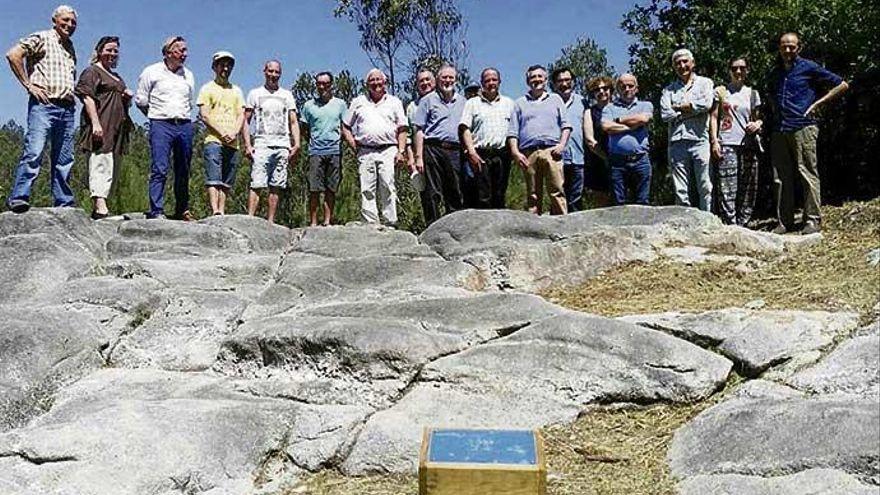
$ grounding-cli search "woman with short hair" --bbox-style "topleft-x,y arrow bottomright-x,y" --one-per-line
584,75 -> 614,206
75,36 -> 132,219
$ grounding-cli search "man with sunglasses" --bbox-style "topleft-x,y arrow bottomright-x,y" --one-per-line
768,32 -> 849,235
5,5 -> 78,213
602,74 -> 654,205
135,35 -> 196,220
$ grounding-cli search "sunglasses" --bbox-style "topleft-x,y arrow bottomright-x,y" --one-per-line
594,86 -> 611,92
730,66 -> 748,71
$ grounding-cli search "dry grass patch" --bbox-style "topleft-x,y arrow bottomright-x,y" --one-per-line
291,200 -> 878,495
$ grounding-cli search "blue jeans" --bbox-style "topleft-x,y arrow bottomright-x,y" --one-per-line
668,140 -> 712,211
609,154 -> 652,205
8,98 -> 76,207
148,119 -> 193,217
563,162 -> 584,212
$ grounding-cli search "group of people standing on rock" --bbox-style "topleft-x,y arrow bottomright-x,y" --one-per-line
5,5 -> 848,234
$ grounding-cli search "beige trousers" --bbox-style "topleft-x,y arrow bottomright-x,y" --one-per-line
524,148 -> 567,215
88,152 -> 115,198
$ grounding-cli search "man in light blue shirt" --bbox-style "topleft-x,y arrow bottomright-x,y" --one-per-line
602,74 -> 654,205
507,65 -> 572,215
552,67 -> 588,212
414,64 -> 467,225
660,48 -> 715,211
300,71 -> 348,226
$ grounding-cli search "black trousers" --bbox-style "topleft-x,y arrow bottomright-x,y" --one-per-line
469,147 -> 511,209
421,143 -> 465,226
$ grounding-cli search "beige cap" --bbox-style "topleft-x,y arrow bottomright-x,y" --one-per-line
212,51 -> 235,63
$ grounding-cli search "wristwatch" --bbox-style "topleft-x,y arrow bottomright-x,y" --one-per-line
614,117 -> 620,124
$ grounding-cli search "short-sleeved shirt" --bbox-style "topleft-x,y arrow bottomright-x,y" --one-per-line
343,93 -> 407,147
197,80 -> 246,148
602,97 -> 654,155
75,64 -> 130,154
769,57 -> 844,132
300,96 -> 347,156
559,92 -> 587,164
459,92 -> 515,149
719,85 -> 761,146
246,86 -> 297,148
135,62 -> 195,120
660,75 -> 715,143
507,91 -> 572,150
414,91 -> 466,143
18,29 -> 77,101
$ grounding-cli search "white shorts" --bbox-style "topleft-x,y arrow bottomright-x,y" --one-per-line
251,145 -> 289,189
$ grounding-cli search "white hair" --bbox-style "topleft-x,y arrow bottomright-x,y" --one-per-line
53,5 -> 77,18
671,48 -> 694,64
365,68 -> 386,82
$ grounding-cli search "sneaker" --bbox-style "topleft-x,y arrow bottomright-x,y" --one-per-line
771,224 -> 788,235
802,221 -> 821,235
8,200 -> 30,214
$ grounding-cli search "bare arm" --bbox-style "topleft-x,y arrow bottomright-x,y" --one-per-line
508,136 -> 528,170
806,81 -> 849,117
413,128 -> 426,173
199,105 -> 226,140
551,127 -> 571,160
341,124 -> 357,152
460,124 -> 483,171
82,95 -> 103,141
242,108 -> 253,156
395,126 -> 407,167
619,113 -> 651,127
709,101 -> 722,160
7,44 -> 49,103
288,109 -> 301,162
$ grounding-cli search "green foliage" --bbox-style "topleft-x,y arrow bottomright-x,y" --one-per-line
548,37 -> 616,95
621,0 -> 880,203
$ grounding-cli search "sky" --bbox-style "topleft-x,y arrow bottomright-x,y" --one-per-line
0,0 -> 637,125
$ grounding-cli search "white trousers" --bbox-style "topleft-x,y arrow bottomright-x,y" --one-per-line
88,152 -> 114,198
357,146 -> 398,224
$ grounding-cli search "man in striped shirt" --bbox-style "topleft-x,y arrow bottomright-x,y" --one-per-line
459,67 -> 515,209
5,5 -> 78,213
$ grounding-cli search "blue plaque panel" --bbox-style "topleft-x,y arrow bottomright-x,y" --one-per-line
427,429 -> 537,465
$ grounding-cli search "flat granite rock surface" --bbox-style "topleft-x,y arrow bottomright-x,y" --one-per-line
0,207 -> 876,494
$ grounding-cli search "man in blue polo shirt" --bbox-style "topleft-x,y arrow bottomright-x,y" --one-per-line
552,67 -> 588,212
507,65 -> 572,215
601,73 -> 654,205
414,64 -> 467,225
769,32 -> 848,235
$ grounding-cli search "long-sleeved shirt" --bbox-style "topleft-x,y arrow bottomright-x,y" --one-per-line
660,74 -> 714,143
507,91 -> 571,150
768,56 -> 844,132
134,61 -> 195,120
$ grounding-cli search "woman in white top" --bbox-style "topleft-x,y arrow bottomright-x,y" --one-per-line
710,56 -> 763,226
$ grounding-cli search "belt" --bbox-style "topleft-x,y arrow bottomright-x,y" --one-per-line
358,143 -> 396,151
611,152 -> 647,163
155,118 -> 191,125
520,144 -> 555,155
476,147 -> 508,155
425,139 -> 461,151
47,97 -> 75,107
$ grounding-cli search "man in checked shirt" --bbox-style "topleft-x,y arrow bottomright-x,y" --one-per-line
5,5 -> 79,213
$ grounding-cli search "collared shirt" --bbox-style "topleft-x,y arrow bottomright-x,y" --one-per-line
559,92 -> 587,164
769,57 -> 844,132
414,91 -> 466,143
660,74 -> 714,143
507,91 -> 572,150
602,97 -> 654,155
343,93 -> 407,147
459,92 -> 515,149
300,96 -> 347,156
18,29 -> 77,100
135,61 -> 195,120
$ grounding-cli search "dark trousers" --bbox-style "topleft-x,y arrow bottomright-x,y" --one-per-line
421,143 -> 465,226
148,119 -> 193,218
563,162 -> 585,212
609,153 -> 652,205
470,147 -> 511,209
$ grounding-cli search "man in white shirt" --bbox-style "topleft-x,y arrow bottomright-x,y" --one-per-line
135,35 -> 196,220
242,60 -> 300,224
341,68 -> 407,225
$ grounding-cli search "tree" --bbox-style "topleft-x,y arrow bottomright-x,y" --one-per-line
548,37 -> 616,95
333,0 -> 469,94
621,0 -> 880,204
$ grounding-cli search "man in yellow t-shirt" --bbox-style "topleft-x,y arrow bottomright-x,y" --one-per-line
197,51 -> 245,215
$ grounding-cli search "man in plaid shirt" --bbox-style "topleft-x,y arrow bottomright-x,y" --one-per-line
5,5 -> 78,213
